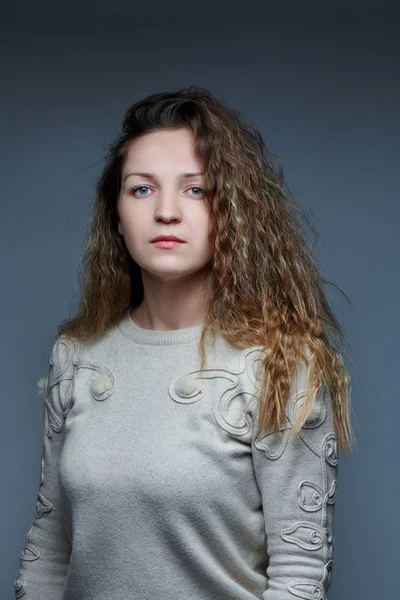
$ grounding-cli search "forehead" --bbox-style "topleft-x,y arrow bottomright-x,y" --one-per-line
122,128 -> 202,171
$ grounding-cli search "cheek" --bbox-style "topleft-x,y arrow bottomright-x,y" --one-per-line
208,218 -> 216,241
117,204 -> 143,237
199,217 -> 214,244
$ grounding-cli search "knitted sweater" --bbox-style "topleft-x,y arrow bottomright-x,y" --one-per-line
14,309 -> 339,600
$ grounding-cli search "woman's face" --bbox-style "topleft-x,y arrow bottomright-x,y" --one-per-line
117,128 -> 215,282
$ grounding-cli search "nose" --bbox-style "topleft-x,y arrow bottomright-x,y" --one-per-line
154,191 -> 182,222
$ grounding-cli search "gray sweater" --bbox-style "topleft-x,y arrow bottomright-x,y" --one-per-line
14,309 -> 338,600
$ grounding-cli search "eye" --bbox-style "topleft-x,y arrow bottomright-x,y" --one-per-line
187,186 -> 204,197
129,186 -> 204,198
130,186 -> 150,196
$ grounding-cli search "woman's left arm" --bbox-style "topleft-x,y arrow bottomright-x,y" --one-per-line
251,360 -> 338,600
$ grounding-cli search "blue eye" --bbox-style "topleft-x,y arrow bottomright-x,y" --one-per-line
131,186 -> 150,196
130,186 -> 203,197
188,186 -> 203,197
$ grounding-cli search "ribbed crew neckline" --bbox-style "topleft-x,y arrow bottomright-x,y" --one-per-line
117,309 -> 204,345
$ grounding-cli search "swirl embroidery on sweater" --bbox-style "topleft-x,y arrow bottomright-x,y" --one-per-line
39,455 -> 44,487
298,478 -> 337,512
169,347 -> 261,441
288,388 -> 327,430
20,542 -> 40,562
252,376 -> 327,461
324,433 -> 338,466
322,559 -> 333,587
287,580 -> 323,600
88,370 -> 116,401
13,574 -> 27,598
284,442 -> 336,598
256,381 -> 337,599
286,557 -> 333,600
20,523 -> 40,561
253,425 -> 292,459
42,337 -> 78,438
285,425 -> 338,599
20,521 -> 41,564
298,480 -> 325,512
34,492 -> 53,518
42,336 -> 117,439
16,337 -> 116,596
281,521 -> 325,551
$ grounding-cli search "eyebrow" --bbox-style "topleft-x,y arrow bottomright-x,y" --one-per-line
123,172 -> 204,183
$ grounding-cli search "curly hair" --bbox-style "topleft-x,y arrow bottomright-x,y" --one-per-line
59,85 -> 356,454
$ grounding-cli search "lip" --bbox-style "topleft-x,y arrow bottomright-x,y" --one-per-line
153,240 -> 184,249
151,235 -> 186,242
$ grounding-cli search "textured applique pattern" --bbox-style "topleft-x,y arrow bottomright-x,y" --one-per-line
255,376 -> 338,599
169,347 -> 338,599
15,335 -> 117,597
13,574 -> 27,599
168,346 -> 262,442
42,337 -> 117,440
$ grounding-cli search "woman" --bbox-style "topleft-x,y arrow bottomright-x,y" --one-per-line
14,86 -> 355,600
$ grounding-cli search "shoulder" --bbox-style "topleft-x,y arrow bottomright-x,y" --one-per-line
51,334 -> 80,365
45,335 -> 82,389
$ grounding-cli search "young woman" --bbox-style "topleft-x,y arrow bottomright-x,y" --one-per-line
14,86 -> 355,600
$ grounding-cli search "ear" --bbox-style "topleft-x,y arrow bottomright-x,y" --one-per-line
117,221 -> 123,235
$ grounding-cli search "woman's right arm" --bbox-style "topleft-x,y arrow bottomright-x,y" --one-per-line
14,336 -> 74,599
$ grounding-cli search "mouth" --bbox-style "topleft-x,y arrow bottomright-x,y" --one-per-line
152,239 -> 185,249
151,236 -> 186,243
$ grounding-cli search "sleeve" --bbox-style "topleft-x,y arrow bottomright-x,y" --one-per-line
14,336 -> 76,599
251,358 -> 338,600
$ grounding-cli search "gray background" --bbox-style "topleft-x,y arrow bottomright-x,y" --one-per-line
1,1 -> 399,598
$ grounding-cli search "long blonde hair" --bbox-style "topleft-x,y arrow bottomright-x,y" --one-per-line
59,85 -> 356,454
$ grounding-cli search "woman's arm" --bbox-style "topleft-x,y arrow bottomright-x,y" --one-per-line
251,359 -> 338,600
14,337 -> 74,599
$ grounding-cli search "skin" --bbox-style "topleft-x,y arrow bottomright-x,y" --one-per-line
117,127 -> 215,331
